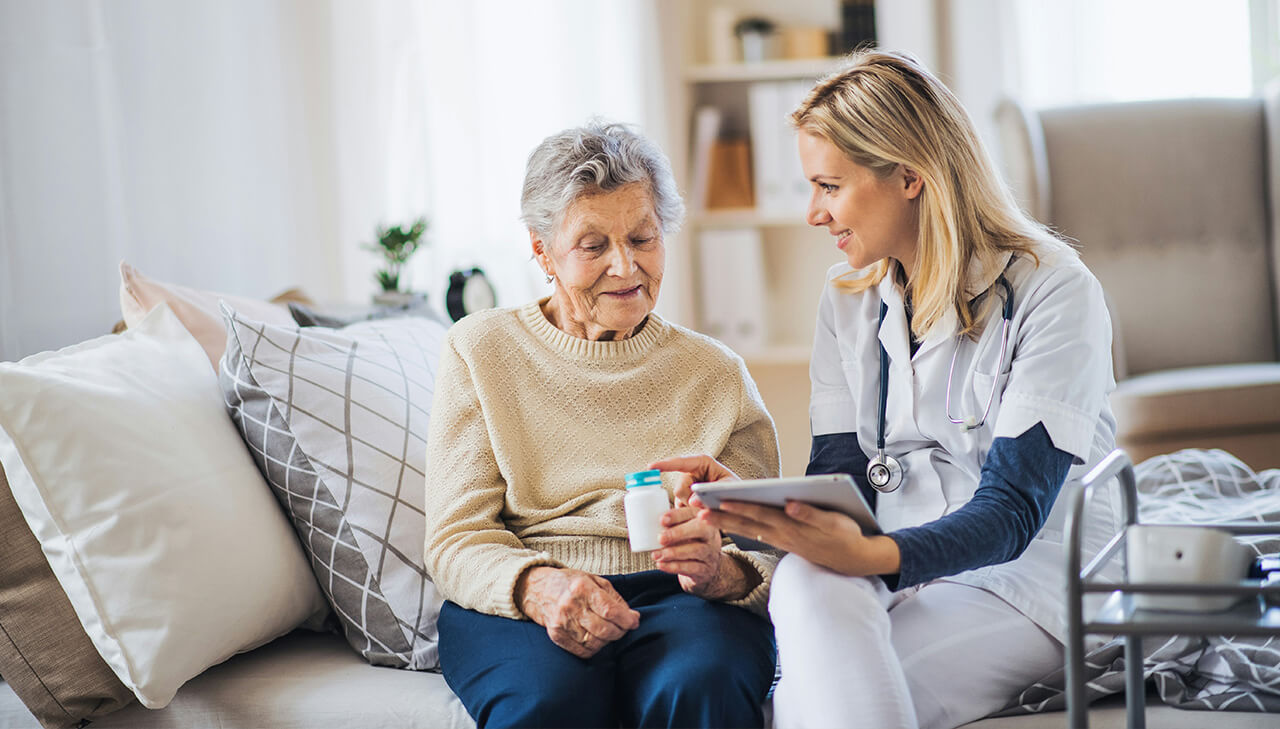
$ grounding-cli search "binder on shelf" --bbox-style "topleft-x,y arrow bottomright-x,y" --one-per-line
748,81 -> 783,214
697,228 -> 768,355
706,139 -> 754,209
689,106 -> 722,211
783,80 -> 816,212
748,80 -> 811,217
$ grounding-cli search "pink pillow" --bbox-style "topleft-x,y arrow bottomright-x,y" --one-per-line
118,262 -> 299,371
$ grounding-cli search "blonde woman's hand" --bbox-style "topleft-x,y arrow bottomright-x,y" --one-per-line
514,566 -> 640,659
648,454 -> 740,507
699,499 -> 901,577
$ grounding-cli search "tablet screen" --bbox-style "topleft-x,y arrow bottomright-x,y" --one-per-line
692,474 -> 880,544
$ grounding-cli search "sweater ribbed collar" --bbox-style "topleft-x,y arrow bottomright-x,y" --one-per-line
520,298 -> 667,360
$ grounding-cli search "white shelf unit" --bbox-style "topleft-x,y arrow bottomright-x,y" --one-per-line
690,208 -> 807,229
677,3 -> 848,475
685,57 -> 843,84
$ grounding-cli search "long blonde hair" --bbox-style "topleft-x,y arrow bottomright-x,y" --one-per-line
790,50 -> 1070,339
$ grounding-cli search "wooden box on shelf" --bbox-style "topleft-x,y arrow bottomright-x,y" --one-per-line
705,139 -> 754,210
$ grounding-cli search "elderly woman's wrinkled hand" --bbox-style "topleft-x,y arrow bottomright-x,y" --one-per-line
514,566 -> 640,659
652,505 -> 722,588
653,505 -> 757,601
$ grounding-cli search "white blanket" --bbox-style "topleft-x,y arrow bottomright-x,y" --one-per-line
1000,449 -> 1280,715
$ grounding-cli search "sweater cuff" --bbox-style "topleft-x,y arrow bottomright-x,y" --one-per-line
495,553 -> 564,620
721,545 -> 779,617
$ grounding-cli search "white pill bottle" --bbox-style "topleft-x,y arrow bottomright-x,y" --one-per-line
623,469 -> 669,552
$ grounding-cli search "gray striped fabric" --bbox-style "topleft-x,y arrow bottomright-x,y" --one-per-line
218,306 -> 446,670
999,449 -> 1280,716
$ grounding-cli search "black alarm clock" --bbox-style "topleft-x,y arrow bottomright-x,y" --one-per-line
446,268 -> 497,322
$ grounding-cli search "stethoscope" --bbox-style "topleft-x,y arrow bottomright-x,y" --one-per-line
866,274 -> 1015,493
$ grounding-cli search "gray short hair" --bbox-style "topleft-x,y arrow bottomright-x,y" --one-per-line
520,121 -> 684,241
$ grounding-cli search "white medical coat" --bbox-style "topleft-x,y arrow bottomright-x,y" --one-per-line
808,244 -> 1121,642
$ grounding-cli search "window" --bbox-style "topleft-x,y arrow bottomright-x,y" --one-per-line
1011,0 -> 1254,107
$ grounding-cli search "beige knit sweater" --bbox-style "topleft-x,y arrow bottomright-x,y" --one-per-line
422,299 -> 780,620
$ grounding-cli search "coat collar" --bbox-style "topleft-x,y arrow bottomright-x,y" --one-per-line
876,251 -> 1014,356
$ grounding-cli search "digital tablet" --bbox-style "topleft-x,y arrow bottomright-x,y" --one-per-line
692,474 -> 881,550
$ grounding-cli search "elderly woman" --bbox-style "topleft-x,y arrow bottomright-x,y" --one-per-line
422,121 -> 779,729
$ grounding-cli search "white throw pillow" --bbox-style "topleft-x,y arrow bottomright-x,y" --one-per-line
117,261 -> 300,371
0,304 -> 328,708
219,306 -> 446,669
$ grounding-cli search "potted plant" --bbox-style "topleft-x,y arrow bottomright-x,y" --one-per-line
365,217 -> 428,305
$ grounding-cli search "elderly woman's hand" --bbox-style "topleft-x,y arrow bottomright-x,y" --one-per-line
514,566 -> 640,659
648,455 -> 758,601
652,505 -> 758,600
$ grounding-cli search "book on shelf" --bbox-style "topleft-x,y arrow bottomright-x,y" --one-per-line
689,106 -> 721,211
697,227 -> 768,356
839,0 -> 877,53
706,139 -> 754,209
748,80 -> 812,217
692,105 -> 753,210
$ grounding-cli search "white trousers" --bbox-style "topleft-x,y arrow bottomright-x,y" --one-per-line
769,554 -> 1064,729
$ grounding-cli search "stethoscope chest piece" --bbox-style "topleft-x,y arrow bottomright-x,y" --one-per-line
864,273 -> 1014,496
867,450 -> 903,493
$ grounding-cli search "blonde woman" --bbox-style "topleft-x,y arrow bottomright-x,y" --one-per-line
653,51 -> 1119,729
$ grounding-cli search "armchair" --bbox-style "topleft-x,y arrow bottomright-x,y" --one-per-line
998,88 -> 1280,469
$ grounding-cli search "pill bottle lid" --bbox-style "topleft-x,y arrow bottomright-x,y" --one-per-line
624,469 -> 663,489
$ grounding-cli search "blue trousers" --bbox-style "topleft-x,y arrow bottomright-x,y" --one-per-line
438,570 -> 776,729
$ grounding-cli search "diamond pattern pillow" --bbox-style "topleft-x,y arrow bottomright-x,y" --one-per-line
218,306 -> 447,669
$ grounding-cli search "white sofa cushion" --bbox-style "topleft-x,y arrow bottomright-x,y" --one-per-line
118,261 -> 299,371
0,304 -> 327,709
7,631 -> 474,729
219,307 -> 447,669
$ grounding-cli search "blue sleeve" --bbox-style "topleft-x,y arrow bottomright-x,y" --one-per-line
805,432 -> 876,513
887,422 -> 1072,589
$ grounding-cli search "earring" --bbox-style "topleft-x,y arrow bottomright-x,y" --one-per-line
545,273 -> 554,284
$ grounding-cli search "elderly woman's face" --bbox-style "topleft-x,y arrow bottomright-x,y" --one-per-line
536,183 -> 664,340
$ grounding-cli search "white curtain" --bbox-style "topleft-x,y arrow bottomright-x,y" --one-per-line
1008,0 -> 1253,108
413,0 -> 676,318
892,0 -> 1255,173
0,0 -> 675,361
2,0 -> 351,359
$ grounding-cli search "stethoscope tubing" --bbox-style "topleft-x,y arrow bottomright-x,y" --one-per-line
867,274 -> 1014,493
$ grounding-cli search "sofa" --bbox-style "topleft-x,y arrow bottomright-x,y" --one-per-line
997,86 -> 1280,470
0,264 -> 1270,729
5,631 -> 1265,729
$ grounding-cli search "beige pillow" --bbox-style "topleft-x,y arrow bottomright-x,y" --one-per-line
0,460 -> 135,729
0,305 -> 328,709
118,261 -> 300,370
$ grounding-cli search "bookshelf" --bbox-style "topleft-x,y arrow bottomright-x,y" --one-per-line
690,208 -> 806,229
676,1 -> 857,475
685,57 -> 842,83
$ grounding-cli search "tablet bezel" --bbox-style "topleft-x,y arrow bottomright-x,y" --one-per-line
692,474 -> 881,539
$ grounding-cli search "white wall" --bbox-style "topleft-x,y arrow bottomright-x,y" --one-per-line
412,0 -> 676,320
0,0 -> 691,360
0,0 -> 430,361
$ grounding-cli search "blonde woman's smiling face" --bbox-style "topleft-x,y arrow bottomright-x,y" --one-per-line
534,183 -> 664,341
797,131 -> 922,277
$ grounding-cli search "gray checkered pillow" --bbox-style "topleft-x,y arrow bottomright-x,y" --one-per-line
217,305 -> 446,670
